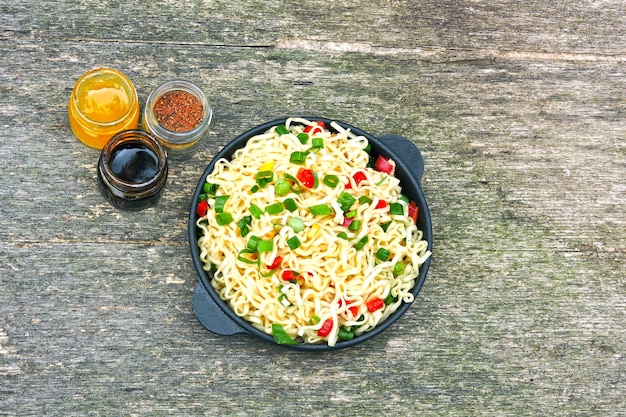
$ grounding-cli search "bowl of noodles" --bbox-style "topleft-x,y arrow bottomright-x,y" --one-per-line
189,117 -> 432,350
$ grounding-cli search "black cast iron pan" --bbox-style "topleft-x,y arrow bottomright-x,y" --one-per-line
188,117 -> 433,350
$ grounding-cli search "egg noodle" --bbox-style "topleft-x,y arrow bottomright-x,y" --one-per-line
196,118 -> 430,346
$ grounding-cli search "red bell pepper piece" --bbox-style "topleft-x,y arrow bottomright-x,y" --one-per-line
374,155 -> 394,174
296,168 -> 315,189
345,171 -> 367,189
317,318 -> 333,337
197,200 -> 209,217
375,200 -> 387,209
366,298 -> 385,313
267,256 -> 283,270
408,201 -> 418,223
303,121 -> 325,135
282,269 -> 296,281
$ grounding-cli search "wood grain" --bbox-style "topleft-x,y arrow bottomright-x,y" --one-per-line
1,1 -> 624,416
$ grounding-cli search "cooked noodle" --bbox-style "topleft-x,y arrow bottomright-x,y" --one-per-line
196,118 -> 430,346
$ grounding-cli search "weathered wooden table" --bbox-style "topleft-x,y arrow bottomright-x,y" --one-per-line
1,1 -> 624,415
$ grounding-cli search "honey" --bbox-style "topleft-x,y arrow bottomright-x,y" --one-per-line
69,68 -> 139,149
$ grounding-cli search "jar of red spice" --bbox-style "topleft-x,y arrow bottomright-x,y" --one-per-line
142,80 -> 212,159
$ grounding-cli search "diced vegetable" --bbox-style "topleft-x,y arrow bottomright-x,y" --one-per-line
374,155 -> 394,174
256,170 -> 274,188
309,315 -> 321,325
375,248 -> 391,261
297,133 -> 309,144
408,200 -> 418,223
284,198 -> 298,212
203,182 -> 219,196
309,204 -> 332,216
345,171 -> 367,189
275,125 -> 289,135
389,202 -> 404,216
337,232 -> 349,240
275,178 -> 290,196
196,200 -> 208,217
311,137 -> 324,149
287,236 -> 301,250
257,239 -> 274,252
267,256 -> 283,270
272,323 -> 299,345
216,212 -> 233,225
348,219 -> 361,231
393,262 -> 405,276
289,151 -> 308,165
287,217 -> 305,233
282,270 -> 298,281
322,174 -> 339,188
338,326 -> 355,341
296,168 -> 315,188
366,298 -> 385,313
337,191 -> 356,213
247,236 -> 260,251
237,218 -> 249,237
214,195 -> 229,213
265,202 -> 284,215
317,319 -> 333,337
249,204 -> 264,219
354,236 -> 368,250
375,200 -> 387,209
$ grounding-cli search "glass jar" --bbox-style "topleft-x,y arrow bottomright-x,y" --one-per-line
69,68 -> 140,149
143,80 -> 212,160
97,130 -> 168,210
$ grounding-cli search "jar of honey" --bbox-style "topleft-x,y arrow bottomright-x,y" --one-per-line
69,68 -> 140,149
97,130 -> 168,210
142,80 -> 212,160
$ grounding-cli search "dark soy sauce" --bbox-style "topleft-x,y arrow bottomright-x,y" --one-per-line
109,143 -> 159,184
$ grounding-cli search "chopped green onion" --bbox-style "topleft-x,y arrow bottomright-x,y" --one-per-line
288,217 -> 305,233
198,194 -> 209,201
274,178 -> 290,196
287,236 -> 301,250
393,262 -> 405,276
346,210 -> 358,219
311,137 -> 324,149
275,124 -> 289,135
354,236 -> 368,250
376,176 -> 388,186
289,151 -> 308,165
249,204 -> 263,219
237,218 -> 250,237
251,185 -> 260,193
363,143 -> 371,152
256,170 -> 274,188
348,219 -> 361,231
358,196 -> 373,205
376,248 -> 391,261
257,239 -> 274,252
272,323 -> 299,345
216,212 -> 233,226
309,315 -> 321,325
203,182 -> 219,196
337,192 -> 356,212
385,293 -> 397,305
297,133 -> 309,144
284,198 -> 297,212
247,236 -> 260,251
323,174 -> 339,188
283,173 -> 302,194
337,232 -> 349,240
338,326 -> 355,341
381,221 -> 392,232
312,170 -> 319,188
265,202 -> 284,215
390,202 -> 404,215
399,195 -> 410,203
214,195 -> 230,213
237,249 -> 258,264
309,204 -> 333,216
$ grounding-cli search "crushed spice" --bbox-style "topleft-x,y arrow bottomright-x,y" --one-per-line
153,90 -> 204,133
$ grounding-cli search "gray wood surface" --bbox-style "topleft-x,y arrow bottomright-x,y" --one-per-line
1,1 -> 624,416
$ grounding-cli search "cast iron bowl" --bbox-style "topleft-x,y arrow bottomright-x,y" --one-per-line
188,117 -> 433,350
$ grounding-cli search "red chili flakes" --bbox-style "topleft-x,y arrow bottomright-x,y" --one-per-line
153,90 -> 204,133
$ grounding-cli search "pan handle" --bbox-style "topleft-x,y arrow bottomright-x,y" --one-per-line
379,134 -> 425,182
193,282 -> 247,336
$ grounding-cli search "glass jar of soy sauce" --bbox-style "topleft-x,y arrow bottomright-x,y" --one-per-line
97,130 -> 168,210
